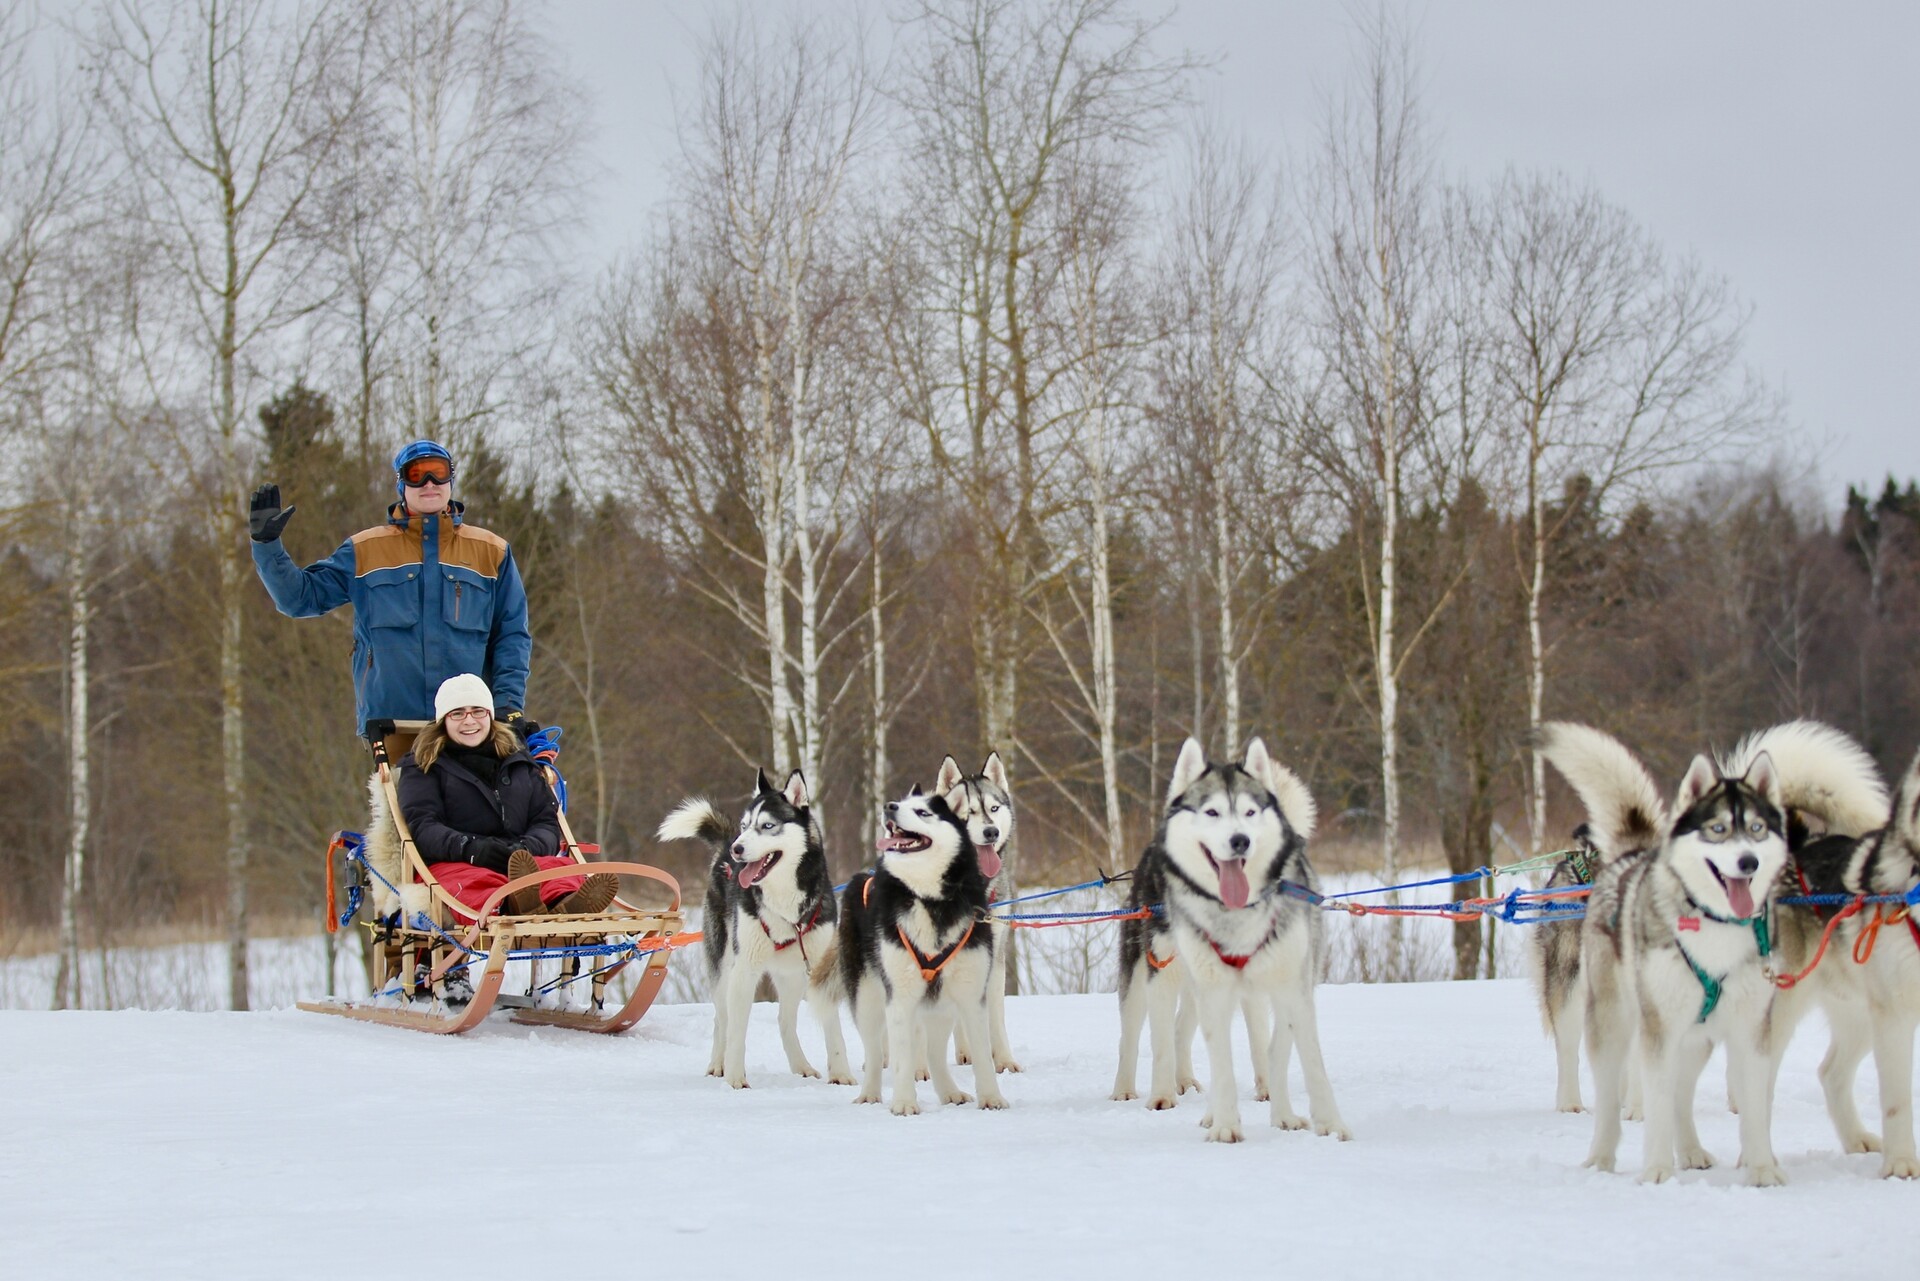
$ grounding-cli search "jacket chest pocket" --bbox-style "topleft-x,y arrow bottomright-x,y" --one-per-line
360,571 -> 419,630
443,567 -> 494,633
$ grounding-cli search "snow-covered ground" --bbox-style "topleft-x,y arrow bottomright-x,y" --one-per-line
2,979 -> 1909,1280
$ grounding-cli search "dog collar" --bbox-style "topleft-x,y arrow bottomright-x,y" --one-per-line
761,907 -> 824,962
897,919 -> 978,984
1204,917 -> 1281,970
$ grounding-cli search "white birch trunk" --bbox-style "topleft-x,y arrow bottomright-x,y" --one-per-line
53,496 -> 90,1011
1212,465 -> 1239,755
866,545 -> 888,852
1087,401 -> 1123,874
788,274 -> 822,808
751,301 -> 793,773
1527,428 -> 1548,852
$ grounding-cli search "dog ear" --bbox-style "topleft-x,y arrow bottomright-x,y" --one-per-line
935,755 -> 962,796
1742,750 -> 1783,813
1896,748 -> 1920,846
783,770 -> 809,809
754,767 -> 775,797
945,781 -> 972,819
1676,754 -> 1718,813
1168,738 -> 1207,808
983,751 -> 1008,791
1243,737 -> 1272,786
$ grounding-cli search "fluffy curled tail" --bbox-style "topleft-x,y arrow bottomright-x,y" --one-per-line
1719,720 -> 1890,838
1534,722 -> 1668,861
656,798 -> 733,849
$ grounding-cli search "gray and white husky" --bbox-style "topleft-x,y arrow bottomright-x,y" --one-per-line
1764,738 -> 1920,1177
1717,721 -> 1888,1158
823,784 -> 1007,1115
1538,722 -> 1791,1185
1113,737 -> 1345,1144
930,752 -> 1020,1073
657,769 -> 853,1089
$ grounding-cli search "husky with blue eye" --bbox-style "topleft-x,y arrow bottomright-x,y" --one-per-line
1539,722 -> 1792,1186
1115,737 -> 1344,1144
930,752 -> 1020,1073
657,769 -> 852,1089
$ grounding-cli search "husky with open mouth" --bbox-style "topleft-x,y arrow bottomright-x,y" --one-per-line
928,752 -> 1020,1073
1114,737 -> 1344,1144
825,784 -> 1006,1115
1538,722 -> 1792,1185
657,769 -> 852,1089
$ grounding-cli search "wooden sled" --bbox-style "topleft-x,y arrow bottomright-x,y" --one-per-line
299,723 -> 687,1035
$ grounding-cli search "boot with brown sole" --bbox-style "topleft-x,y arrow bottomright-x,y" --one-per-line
551,872 -> 617,916
505,849 -> 543,916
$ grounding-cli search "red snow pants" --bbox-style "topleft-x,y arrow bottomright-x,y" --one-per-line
428,856 -> 585,920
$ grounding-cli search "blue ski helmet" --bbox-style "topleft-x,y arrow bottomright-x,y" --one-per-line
393,439 -> 455,498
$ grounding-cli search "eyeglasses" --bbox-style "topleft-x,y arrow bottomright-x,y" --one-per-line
445,706 -> 491,725
401,458 -> 454,487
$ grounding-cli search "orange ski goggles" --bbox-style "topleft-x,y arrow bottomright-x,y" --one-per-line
400,457 -> 454,487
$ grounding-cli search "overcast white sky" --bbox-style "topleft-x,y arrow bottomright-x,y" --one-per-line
547,0 -> 1919,505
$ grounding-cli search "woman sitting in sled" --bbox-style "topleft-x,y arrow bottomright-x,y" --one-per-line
398,673 -> 615,919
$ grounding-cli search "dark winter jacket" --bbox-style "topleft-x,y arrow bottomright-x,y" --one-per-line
251,500 -> 531,732
397,743 -> 562,864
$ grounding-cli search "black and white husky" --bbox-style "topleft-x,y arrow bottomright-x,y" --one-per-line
657,769 -> 852,1089
931,752 -> 1020,1073
1538,722 -> 1792,1185
826,784 -> 1007,1115
1113,737 -> 1345,1144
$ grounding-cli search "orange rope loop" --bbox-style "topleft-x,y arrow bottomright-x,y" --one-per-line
1772,895 -> 1867,989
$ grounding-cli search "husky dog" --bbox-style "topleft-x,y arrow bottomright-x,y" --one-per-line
1532,824 -> 1607,1114
1114,737 -> 1345,1144
829,785 -> 1007,1115
1717,721 -> 1889,1157
1538,722 -> 1791,1185
930,752 -> 1021,1073
657,770 -> 853,1089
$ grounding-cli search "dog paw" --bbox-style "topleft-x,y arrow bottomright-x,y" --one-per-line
941,1089 -> 973,1106
995,1057 -> 1023,1074
1204,1122 -> 1245,1144
1110,1088 -> 1139,1102
955,1050 -> 973,1066
1678,1145 -> 1715,1171
1556,1100 -> 1587,1114
1254,1086 -> 1270,1103
1270,1109 -> 1308,1131
828,1072 -> 858,1087
1745,1162 -> 1787,1188
1315,1118 -> 1352,1141
890,1098 -> 922,1117
1623,1105 -> 1645,1122
914,1069 -> 931,1082
1880,1156 -> 1920,1179
705,1064 -> 724,1078
796,1065 -> 820,1080
1177,1076 -> 1202,1095
727,1077 -> 751,1090
853,1090 -> 882,1105
1842,1131 -> 1882,1154
1147,1095 -> 1177,1111
1637,1163 -> 1675,1185
1582,1153 -> 1616,1174
977,1093 -> 1009,1111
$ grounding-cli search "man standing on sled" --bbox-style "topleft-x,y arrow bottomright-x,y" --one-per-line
246,439 -> 535,741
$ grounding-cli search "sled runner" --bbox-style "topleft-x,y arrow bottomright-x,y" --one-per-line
299,722 -> 688,1035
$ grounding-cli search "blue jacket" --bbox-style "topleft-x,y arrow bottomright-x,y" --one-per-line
251,501 -> 531,731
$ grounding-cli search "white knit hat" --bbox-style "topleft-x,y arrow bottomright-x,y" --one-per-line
434,673 -> 494,723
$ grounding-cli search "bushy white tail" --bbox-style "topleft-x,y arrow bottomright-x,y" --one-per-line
1720,720 -> 1889,838
1535,722 -> 1668,860
364,773 -> 429,919
656,798 -> 733,847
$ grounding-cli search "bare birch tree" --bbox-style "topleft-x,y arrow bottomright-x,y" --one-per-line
1466,170 -> 1772,848
890,0 -> 1191,784
1298,12 -> 1451,972
86,0 -> 362,1009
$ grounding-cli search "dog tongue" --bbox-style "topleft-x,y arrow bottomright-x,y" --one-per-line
1725,876 -> 1755,919
1217,858 -> 1250,909
738,855 -> 774,888
976,843 -> 1002,879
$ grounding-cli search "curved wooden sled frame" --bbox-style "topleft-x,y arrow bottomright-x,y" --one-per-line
299,724 -> 685,1035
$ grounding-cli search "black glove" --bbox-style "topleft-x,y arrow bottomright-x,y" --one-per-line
500,710 -> 541,744
248,483 -> 297,543
465,836 -> 515,874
